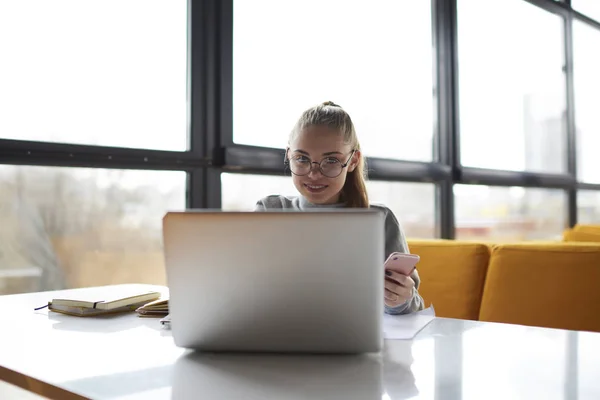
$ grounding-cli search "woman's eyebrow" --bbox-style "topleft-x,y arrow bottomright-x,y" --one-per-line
292,149 -> 310,155
291,150 -> 343,156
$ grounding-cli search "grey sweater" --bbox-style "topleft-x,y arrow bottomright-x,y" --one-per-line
255,195 -> 425,315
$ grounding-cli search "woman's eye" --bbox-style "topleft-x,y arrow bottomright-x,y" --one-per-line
293,156 -> 309,163
324,158 -> 339,164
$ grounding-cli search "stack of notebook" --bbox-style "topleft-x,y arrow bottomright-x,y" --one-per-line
135,298 -> 169,317
41,289 -> 162,317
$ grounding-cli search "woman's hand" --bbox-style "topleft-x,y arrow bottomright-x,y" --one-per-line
384,270 -> 415,307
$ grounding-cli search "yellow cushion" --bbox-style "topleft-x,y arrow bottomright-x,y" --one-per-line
563,229 -> 600,243
407,239 -> 490,320
573,224 -> 600,234
479,243 -> 600,332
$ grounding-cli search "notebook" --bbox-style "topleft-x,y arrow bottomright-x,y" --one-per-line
135,298 -> 169,317
48,302 -> 153,317
42,288 -> 161,317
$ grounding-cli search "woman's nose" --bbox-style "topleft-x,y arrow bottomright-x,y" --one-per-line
307,162 -> 323,178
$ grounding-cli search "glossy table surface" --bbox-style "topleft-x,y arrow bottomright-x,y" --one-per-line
1,284 -> 599,400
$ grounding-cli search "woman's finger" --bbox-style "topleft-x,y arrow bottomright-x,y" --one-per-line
385,270 -> 415,288
384,280 -> 400,294
385,288 -> 399,301
385,280 -> 411,298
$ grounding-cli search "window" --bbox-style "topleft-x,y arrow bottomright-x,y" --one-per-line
0,166 -> 185,295
221,173 -> 296,211
457,0 -> 566,173
454,185 -> 567,241
232,0 -> 434,162
367,181 -> 436,239
0,1 -> 188,150
221,173 -> 436,238
578,190 -> 600,224
573,21 -> 600,183
573,0 -> 600,22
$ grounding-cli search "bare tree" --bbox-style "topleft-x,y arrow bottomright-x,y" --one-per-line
1,166 -> 180,293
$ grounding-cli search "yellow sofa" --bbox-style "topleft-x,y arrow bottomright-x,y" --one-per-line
407,238 -> 600,333
563,224 -> 600,243
573,224 -> 600,234
408,240 -> 489,321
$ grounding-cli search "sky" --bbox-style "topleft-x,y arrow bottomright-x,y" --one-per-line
0,0 -> 599,190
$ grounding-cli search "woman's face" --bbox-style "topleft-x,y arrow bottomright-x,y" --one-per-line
287,125 -> 358,205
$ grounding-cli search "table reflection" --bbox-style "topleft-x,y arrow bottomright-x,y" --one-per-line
172,351 -> 384,399
383,341 -> 419,399
171,343 -> 421,400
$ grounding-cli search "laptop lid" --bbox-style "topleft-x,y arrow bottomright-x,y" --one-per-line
163,209 -> 385,354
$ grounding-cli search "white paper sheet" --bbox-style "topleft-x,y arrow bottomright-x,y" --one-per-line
383,306 -> 436,340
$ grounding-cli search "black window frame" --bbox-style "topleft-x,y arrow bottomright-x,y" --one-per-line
1,0 -> 600,239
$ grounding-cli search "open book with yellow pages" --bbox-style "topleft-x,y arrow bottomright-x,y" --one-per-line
39,287 -> 162,317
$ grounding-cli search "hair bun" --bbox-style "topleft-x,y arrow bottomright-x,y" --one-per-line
322,101 -> 341,107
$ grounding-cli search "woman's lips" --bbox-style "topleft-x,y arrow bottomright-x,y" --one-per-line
304,183 -> 328,193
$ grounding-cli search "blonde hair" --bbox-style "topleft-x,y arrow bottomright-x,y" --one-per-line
289,101 -> 369,208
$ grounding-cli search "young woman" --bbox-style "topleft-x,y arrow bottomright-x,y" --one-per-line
255,101 -> 424,315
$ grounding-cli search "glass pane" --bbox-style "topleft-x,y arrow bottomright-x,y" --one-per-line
0,166 -> 185,295
573,21 -> 600,183
578,190 -> 600,224
367,181 -> 436,239
221,173 -> 436,238
232,0 -> 434,161
457,0 -> 566,173
221,173 -> 297,211
0,1 -> 188,150
573,0 -> 600,22
454,185 -> 567,241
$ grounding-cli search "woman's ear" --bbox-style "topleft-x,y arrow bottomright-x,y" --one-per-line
348,150 -> 361,172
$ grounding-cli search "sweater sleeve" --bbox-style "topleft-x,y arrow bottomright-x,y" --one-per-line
381,206 -> 425,315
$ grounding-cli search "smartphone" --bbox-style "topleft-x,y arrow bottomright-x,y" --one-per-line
384,252 -> 420,275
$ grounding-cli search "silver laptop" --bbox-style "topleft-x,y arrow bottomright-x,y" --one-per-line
163,209 -> 385,354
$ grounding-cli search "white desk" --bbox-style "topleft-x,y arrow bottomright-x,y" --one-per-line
1,284 -> 599,400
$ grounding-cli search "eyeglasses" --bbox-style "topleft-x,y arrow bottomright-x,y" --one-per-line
285,150 -> 356,178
